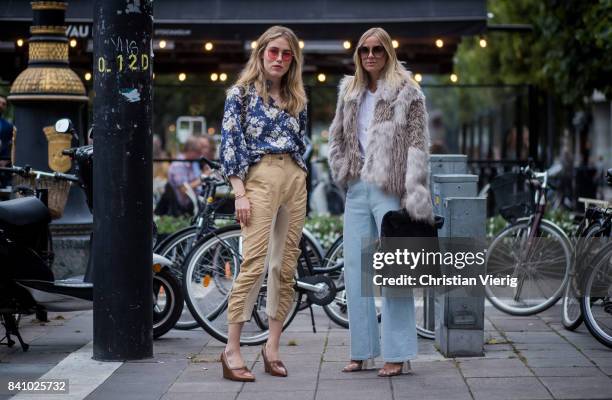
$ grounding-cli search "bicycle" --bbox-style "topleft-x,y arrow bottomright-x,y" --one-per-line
153,158 -> 235,329
181,223 -> 341,345
563,168 -> 612,347
561,202 -> 610,330
485,165 -> 573,316
319,225 -> 442,340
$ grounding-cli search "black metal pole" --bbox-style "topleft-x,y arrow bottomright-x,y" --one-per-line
515,93 -> 523,160
528,85 -> 539,165
92,0 -> 153,361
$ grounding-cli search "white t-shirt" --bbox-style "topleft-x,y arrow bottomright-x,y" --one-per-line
357,88 -> 378,155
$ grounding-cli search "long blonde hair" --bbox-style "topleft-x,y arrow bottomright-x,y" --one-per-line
233,26 -> 307,117
345,27 -> 418,100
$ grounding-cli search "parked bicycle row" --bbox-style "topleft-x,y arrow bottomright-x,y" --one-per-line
483,164 -> 612,348
2,119 -> 611,352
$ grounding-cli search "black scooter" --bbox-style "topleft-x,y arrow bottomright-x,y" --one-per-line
0,119 -> 183,351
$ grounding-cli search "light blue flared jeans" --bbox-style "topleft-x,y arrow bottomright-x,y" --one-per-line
343,179 -> 418,362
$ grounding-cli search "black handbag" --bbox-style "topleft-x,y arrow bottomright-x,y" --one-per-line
381,209 -> 443,238
378,210 -> 443,289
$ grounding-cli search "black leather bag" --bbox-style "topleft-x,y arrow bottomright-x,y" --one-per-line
381,209 -> 442,238
379,210 -> 443,289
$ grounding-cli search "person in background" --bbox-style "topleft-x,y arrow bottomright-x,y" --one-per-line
152,135 -> 170,207
198,135 -> 217,176
166,137 -> 204,214
0,95 -> 15,188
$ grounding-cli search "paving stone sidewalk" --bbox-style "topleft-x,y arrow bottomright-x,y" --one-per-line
1,304 -> 611,400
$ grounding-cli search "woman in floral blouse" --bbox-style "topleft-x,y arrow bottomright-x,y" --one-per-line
219,25 -> 308,382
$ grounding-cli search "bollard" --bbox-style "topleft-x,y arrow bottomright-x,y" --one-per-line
430,154 -> 468,176
435,197 -> 486,357
422,155 -> 469,333
426,156 -> 486,356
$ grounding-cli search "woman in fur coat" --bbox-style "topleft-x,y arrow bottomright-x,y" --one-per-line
328,27 -> 434,377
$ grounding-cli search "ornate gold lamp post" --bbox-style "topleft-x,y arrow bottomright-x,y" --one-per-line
8,1 -> 90,230
8,2 -> 92,286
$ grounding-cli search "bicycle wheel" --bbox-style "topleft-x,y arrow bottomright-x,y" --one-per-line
485,219 -> 572,316
156,226 -> 200,330
581,242 -> 612,348
321,236 -> 350,328
183,225 -> 300,345
297,229 -> 325,311
562,222 -> 603,330
153,268 -> 184,339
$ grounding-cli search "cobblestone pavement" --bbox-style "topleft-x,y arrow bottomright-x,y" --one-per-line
1,304 -> 611,400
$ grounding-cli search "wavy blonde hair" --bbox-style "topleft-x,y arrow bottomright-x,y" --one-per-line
345,27 -> 418,100
233,26 -> 306,117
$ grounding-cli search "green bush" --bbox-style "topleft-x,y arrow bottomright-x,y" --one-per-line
487,209 -> 576,238
304,213 -> 343,250
155,212 -> 346,252
154,215 -> 192,234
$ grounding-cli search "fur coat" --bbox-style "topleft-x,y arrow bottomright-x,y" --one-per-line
328,75 -> 434,223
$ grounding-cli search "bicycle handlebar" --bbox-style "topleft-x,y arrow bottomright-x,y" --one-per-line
0,166 -> 79,183
200,157 -> 221,170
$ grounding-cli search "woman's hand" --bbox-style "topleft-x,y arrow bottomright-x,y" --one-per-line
229,176 -> 250,225
234,196 -> 251,226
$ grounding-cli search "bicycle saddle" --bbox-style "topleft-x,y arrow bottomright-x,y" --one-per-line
0,197 -> 51,227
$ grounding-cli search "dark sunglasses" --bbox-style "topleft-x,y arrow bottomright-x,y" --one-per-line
266,47 -> 293,62
358,45 -> 385,58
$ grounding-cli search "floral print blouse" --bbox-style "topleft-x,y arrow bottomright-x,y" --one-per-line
220,84 -> 308,181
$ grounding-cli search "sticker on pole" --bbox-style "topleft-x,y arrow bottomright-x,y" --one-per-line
120,88 -> 141,103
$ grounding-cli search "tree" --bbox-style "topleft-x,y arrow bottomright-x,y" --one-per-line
456,0 -> 612,107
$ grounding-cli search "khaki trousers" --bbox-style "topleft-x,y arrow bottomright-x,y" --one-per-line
227,154 -> 307,324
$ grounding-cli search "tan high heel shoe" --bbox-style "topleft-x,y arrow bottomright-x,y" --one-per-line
377,361 -> 411,377
220,351 -> 255,382
341,360 -> 364,372
261,344 -> 288,377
